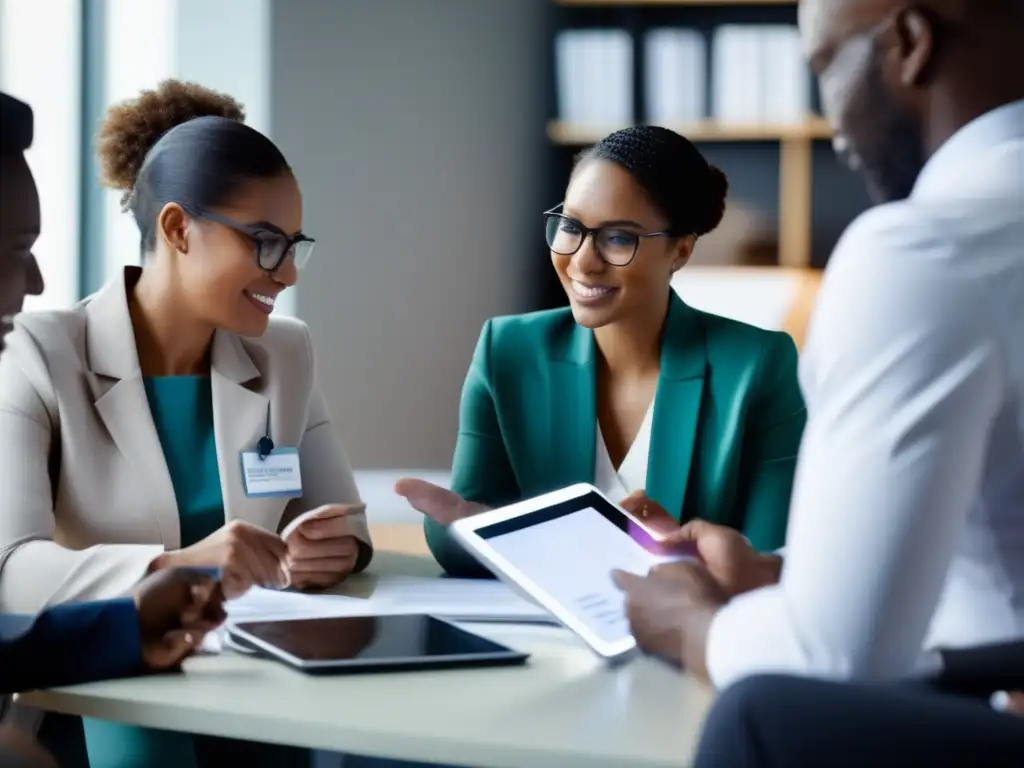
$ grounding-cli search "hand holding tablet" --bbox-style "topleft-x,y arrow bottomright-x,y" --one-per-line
450,484 -> 700,662
619,490 -> 690,537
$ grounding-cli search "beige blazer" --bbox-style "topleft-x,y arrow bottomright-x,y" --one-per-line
0,267 -> 371,612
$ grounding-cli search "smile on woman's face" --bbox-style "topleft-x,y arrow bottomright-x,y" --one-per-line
551,159 -> 685,330
167,174 -> 305,338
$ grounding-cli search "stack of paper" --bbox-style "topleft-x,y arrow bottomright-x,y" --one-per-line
555,29 -> 633,125
712,24 -> 810,124
224,575 -> 556,625
644,28 -> 707,124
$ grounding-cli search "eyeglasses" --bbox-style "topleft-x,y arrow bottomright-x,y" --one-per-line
543,205 -> 674,267
183,206 -> 316,273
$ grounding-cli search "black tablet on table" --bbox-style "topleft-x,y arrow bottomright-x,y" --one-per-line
228,614 -> 529,674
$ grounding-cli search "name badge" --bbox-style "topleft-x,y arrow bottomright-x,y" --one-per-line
241,448 -> 303,498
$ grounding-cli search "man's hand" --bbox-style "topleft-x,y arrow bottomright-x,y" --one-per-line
132,568 -> 226,671
282,503 -> 364,590
662,519 -> 782,597
620,494 -> 781,597
612,561 -> 729,683
1004,691 -> 1024,715
619,491 -> 684,536
394,478 -> 488,525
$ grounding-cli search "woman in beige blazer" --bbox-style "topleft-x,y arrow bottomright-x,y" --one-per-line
0,80 -> 372,619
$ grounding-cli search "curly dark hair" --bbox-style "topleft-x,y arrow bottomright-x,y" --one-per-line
576,125 -> 729,237
95,79 -> 290,253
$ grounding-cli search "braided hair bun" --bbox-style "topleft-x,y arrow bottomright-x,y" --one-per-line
577,125 -> 729,237
96,80 -> 245,207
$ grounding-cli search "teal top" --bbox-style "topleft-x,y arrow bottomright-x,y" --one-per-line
143,376 -> 224,546
81,378 -> 299,768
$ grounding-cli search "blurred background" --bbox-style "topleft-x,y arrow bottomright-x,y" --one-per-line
0,0 -> 870,482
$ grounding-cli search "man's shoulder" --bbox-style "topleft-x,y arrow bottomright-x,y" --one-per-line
825,194 -> 1022,325
807,192 -> 1022,370
832,191 -> 1023,280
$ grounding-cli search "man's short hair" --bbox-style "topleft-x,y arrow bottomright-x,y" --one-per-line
0,92 -> 33,153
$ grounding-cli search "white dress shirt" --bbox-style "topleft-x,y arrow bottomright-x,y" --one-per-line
594,398 -> 655,500
707,100 -> 1024,688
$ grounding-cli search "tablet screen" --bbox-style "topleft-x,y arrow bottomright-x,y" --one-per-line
474,491 -> 689,646
232,614 -> 516,663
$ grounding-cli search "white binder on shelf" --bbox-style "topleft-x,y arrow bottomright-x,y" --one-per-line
644,28 -> 706,125
712,25 -> 762,124
555,29 -> 633,126
761,26 -> 810,124
712,24 -> 811,126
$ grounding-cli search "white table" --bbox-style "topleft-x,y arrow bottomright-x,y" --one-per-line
19,527 -> 715,767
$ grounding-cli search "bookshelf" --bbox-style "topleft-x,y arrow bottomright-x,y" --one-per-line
543,0 -> 870,295
556,1 -> 797,5
548,116 -> 831,144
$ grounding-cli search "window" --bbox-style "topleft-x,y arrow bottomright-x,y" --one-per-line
0,0 -> 81,311
102,0 -> 177,281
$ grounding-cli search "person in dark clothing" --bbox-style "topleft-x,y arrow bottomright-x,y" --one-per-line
0,90 -> 225,765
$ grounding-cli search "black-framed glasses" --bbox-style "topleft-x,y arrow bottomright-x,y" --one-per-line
183,206 -> 316,273
543,205 -> 674,267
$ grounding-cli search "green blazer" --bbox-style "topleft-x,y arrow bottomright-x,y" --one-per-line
426,293 -> 806,577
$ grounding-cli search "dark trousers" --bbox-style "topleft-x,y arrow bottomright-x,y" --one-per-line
695,674 -> 1024,768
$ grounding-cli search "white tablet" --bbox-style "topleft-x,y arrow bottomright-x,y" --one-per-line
450,483 -> 697,662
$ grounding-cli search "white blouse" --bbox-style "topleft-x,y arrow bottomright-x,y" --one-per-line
593,397 -> 656,502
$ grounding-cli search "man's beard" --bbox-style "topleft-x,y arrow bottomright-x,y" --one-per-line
851,57 -> 928,204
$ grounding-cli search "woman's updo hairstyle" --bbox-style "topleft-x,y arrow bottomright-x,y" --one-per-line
96,79 -> 291,253
575,125 -> 729,238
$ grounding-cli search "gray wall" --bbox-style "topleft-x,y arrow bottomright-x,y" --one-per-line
271,0 -> 547,469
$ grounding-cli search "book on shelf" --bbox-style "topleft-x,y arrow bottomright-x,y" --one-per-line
555,29 -> 633,126
712,24 -> 810,124
554,24 -> 812,132
644,28 -> 706,124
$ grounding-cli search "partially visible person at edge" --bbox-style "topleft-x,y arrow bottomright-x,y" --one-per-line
0,80 -> 369,766
612,0 -> 1024,704
397,126 -> 807,577
0,89 -> 226,768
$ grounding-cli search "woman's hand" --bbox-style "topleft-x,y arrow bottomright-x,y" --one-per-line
152,520 -> 288,599
394,478 -> 488,525
282,503 -> 364,590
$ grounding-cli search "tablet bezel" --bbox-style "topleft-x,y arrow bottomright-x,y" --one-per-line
450,483 -> 675,662
227,614 -> 529,674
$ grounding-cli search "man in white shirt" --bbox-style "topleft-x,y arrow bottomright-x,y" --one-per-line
613,0 -> 1024,691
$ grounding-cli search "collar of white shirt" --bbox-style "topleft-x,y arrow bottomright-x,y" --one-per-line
912,99 -> 1024,200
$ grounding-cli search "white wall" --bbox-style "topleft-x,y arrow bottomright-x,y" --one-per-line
270,0 -> 547,469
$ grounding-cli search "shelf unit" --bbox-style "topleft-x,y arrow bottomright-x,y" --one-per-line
545,0 -> 866,275
556,1 -> 797,5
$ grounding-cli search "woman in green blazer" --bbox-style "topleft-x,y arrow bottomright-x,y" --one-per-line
398,126 -> 806,577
